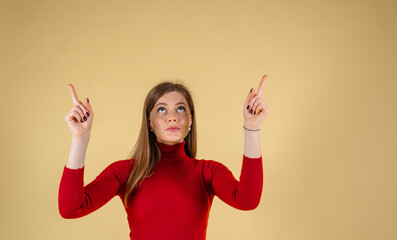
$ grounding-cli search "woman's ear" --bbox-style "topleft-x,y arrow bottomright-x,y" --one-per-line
147,117 -> 152,129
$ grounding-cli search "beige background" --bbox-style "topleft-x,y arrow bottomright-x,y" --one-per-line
1,0 -> 396,239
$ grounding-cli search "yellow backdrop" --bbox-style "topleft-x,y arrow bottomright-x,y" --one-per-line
1,0 -> 396,239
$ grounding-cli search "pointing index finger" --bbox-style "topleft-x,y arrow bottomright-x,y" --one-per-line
256,75 -> 268,98
68,84 -> 79,105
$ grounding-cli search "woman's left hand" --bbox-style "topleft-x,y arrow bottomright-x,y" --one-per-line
243,75 -> 270,130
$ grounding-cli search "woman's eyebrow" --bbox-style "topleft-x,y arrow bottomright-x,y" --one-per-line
155,102 -> 186,107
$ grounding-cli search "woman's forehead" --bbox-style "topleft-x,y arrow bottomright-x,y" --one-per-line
156,91 -> 187,104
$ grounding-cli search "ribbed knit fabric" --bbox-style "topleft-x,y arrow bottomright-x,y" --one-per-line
58,140 -> 263,240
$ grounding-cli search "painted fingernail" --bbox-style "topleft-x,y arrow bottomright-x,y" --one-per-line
86,112 -> 90,117
254,111 -> 256,114
250,88 -> 252,93
87,98 -> 89,103
83,116 -> 87,121
250,109 -> 253,113
80,119 -> 84,122
247,105 -> 250,109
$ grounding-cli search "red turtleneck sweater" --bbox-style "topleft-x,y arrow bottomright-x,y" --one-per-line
58,140 -> 263,240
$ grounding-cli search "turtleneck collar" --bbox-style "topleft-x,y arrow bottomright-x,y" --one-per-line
156,140 -> 189,160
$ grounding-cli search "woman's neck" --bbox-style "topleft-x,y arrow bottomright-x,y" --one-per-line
156,140 -> 188,160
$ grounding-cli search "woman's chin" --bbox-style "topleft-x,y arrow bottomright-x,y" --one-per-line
158,135 -> 184,144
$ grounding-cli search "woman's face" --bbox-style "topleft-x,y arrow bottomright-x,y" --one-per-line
148,91 -> 192,145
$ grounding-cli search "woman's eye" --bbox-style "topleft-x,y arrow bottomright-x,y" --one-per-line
157,106 -> 185,113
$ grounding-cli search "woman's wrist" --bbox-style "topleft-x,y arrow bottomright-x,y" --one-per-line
243,122 -> 260,131
243,125 -> 260,131
243,128 -> 261,158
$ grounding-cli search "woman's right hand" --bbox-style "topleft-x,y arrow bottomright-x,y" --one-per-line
65,84 -> 94,139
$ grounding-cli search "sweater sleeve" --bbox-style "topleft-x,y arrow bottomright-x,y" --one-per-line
58,159 -> 132,219
203,155 -> 263,211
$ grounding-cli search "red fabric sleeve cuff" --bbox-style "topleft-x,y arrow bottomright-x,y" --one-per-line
243,155 -> 262,161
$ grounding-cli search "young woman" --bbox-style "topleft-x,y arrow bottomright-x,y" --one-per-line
59,75 -> 269,240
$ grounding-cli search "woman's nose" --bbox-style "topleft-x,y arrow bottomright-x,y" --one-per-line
167,114 -> 177,122
168,117 -> 176,122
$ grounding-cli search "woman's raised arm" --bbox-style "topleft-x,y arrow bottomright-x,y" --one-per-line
243,74 -> 269,158
64,83 -> 93,169
203,75 -> 270,210
58,159 -> 132,218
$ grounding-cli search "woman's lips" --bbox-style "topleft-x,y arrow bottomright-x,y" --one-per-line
167,127 -> 180,131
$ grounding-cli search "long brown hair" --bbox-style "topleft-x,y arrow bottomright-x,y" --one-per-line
123,81 -> 197,208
